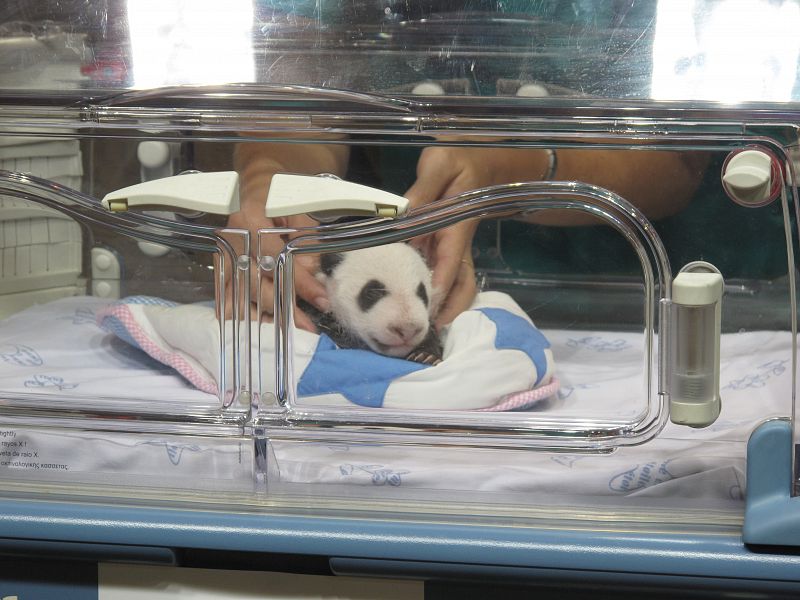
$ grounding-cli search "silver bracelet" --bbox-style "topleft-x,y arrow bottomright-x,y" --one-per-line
542,149 -> 557,180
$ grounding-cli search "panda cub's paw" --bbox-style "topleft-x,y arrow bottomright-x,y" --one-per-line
405,327 -> 443,365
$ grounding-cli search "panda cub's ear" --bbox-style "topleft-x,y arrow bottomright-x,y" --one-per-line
320,252 -> 344,277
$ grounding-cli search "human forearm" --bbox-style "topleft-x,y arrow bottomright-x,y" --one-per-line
527,148 -> 710,226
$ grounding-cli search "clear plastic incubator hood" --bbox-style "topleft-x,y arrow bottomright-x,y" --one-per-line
1,0 -> 800,545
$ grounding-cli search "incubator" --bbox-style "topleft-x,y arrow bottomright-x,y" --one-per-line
1,0 -> 800,581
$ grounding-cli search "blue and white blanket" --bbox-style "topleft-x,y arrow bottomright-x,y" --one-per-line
97,291 -> 558,411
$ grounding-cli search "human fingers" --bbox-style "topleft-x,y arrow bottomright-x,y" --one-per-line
249,257 -> 318,333
292,302 -> 318,332
405,149 -> 460,303
293,253 -> 329,313
406,147 -> 462,250
247,302 -> 315,333
405,159 -> 454,210
251,300 -> 317,333
435,251 -> 477,330
428,219 -> 478,312
223,211 -> 323,330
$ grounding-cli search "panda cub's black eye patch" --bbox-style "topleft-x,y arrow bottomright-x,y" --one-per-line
416,282 -> 428,307
358,279 -> 388,311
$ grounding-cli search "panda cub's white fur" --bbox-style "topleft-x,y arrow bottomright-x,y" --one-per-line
317,243 -> 436,358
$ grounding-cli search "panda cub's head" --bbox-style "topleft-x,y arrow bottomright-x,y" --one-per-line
319,243 -> 434,358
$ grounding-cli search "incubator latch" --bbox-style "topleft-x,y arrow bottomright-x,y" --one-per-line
265,173 -> 409,222
669,261 -> 723,428
101,171 -> 240,215
721,148 -> 781,207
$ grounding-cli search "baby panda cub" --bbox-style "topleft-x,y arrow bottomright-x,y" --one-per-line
310,243 -> 443,364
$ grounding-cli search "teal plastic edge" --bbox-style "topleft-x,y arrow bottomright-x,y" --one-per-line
0,538 -> 175,564
743,418 -> 800,545
1,494 -> 800,582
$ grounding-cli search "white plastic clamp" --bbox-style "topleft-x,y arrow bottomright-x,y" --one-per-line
102,171 -> 240,216
266,174 -> 410,222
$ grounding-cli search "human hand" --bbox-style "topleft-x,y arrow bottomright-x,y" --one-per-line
222,141 -> 349,330
405,147 -> 551,328
221,197 -> 328,333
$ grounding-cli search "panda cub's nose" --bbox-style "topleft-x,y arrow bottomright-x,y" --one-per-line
389,323 -> 424,342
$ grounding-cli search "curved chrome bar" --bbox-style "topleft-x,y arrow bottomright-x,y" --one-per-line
270,180 -> 672,450
0,170 -> 227,251
0,170 -> 249,411
285,180 -> 670,288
